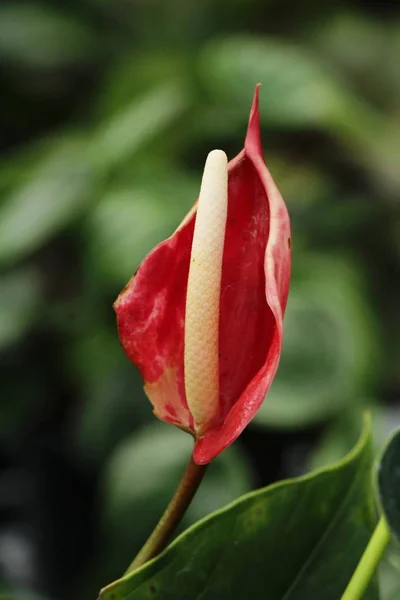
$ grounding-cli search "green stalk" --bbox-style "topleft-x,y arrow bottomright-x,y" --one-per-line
124,453 -> 208,574
341,515 -> 391,600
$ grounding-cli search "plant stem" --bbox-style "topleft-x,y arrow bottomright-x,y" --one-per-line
341,515 -> 391,600
124,453 -> 208,575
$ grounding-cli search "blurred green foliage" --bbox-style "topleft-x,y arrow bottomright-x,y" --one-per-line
0,1 -> 399,599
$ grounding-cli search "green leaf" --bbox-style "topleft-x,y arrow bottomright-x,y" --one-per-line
309,404 -> 384,472
0,137 -> 91,265
310,13 -> 400,109
102,424 -> 252,540
0,3 -> 97,69
94,53 -> 186,120
377,427 -> 400,542
199,35 -> 400,196
0,587 -> 50,600
199,36 -> 350,128
89,81 -> 189,171
254,256 -> 378,428
99,415 -> 378,600
309,410 -> 367,471
96,424 -> 252,583
86,164 -> 197,286
0,268 -> 42,349
380,551 -> 400,600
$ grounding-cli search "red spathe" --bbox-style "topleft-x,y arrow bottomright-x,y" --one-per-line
114,85 -> 291,464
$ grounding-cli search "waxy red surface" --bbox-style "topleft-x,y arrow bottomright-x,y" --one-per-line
114,85 -> 291,464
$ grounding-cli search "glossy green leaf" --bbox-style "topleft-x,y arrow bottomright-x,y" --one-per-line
377,427 -> 400,542
99,416 -> 377,600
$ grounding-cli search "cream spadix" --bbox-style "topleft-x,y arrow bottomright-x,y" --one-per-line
184,150 -> 228,432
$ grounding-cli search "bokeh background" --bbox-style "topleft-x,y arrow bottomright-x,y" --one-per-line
0,1 -> 399,599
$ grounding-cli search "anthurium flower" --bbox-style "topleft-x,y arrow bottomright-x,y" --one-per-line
114,85 -> 291,465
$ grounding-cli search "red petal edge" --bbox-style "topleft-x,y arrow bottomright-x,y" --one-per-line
114,209 -> 196,433
193,84 -> 291,464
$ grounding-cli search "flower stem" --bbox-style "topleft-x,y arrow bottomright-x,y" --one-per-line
124,453 -> 208,575
341,515 -> 391,600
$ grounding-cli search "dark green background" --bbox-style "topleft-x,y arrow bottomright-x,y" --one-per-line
0,1 -> 399,599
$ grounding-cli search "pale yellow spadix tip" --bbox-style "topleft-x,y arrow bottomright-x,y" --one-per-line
184,149 -> 228,434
